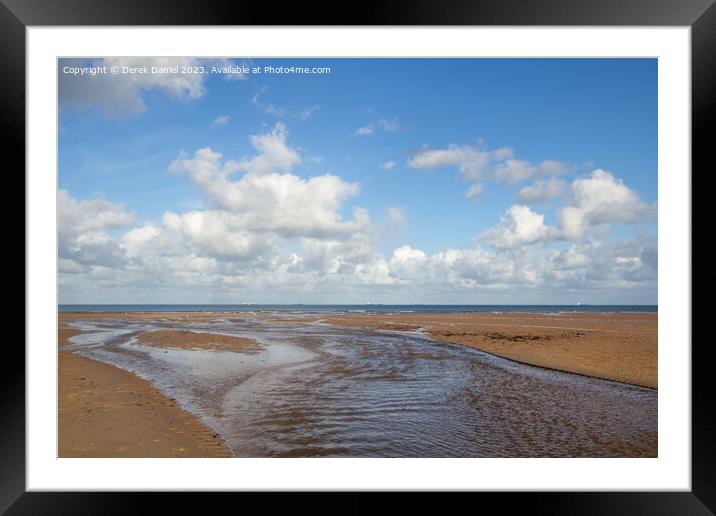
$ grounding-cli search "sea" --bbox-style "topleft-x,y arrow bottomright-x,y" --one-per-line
58,304 -> 657,314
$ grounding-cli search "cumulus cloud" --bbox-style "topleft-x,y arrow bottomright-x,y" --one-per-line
59,57 -> 242,116
389,245 -> 427,278
235,122 -> 302,175
551,243 -> 589,270
381,160 -> 397,170
60,123 -> 375,297
557,169 -> 655,239
482,205 -> 555,249
517,178 -> 567,204
60,209 -> 657,303
298,234 -> 382,277
58,127 -> 656,304
58,190 -> 135,235
162,211 -> 278,259
172,122 -> 300,181
408,141 -> 570,197
169,124 -> 367,239
480,171 -> 653,249
58,190 -> 135,270
548,238 -> 657,288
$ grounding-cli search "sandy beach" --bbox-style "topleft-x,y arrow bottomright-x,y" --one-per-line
137,329 -> 262,352
60,310 -> 657,388
59,311 -> 255,321
317,312 -> 657,389
58,327 -> 230,457
58,310 -> 657,457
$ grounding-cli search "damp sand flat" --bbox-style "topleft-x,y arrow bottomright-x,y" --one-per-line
59,313 -> 657,458
58,328 -> 230,457
313,311 -> 658,388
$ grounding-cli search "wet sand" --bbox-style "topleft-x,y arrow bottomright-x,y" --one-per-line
58,327 -> 230,457
317,312 -> 657,389
137,329 -> 261,352
59,311 -> 253,321
58,311 -> 657,457
60,311 -> 657,388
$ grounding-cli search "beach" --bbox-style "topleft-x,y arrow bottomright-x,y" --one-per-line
318,311 -> 658,389
137,329 -> 262,352
58,327 -> 230,457
58,310 -> 657,457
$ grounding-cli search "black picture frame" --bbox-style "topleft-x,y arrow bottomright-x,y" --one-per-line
6,0 -> 706,512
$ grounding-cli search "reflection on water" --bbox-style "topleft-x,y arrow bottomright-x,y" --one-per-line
66,315 -> 657,457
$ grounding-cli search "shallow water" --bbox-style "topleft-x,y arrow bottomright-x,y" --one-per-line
66,315 -> 657,457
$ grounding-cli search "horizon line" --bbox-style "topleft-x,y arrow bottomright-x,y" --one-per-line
58,303 -> 658,306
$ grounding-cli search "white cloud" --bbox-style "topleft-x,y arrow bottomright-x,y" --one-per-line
252,88 -> 319,120
408,141 -> 569,186
59,57 -> 242,116
551,243 -> 589,270
172,122 -> 300,181
58,190 -> 135,270
58,190 -> 135,238
121,224 -> 161,258
482,204 -> 555,249
465,183 -> 485,199
557,169 -> 654,239
517,178 -> 567,204
354,125 -> 374,137
169,123 -> 368,239
547,238 -> 657,288
298,234 -> 381,277
387,245 -> 427,280
483,171 -> 653,248
375,207 -> 406,243
493,159 -> 567,184
162,211 -> 278,259
385,207 -> 405,225
60,212 -> 657,303
210,115 -> 230,128
392,245 -> 425,262
354,117 -> 400,137
58,129 -> 656,304
378,117 -> 400,132
381,160 -> 397,170
296,104 -> 320,120
59,258 -> 87,274
237,122 -> 302,175
251,87 -> 288,117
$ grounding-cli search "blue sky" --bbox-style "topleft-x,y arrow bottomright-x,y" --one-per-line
58,58 -> 657,304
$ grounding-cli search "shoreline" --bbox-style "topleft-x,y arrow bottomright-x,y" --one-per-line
439,343 -> 657,391
318,312 -> 657,389
58,327 -> 231,458
59,309 -> 657,315
60,310 -> 657,389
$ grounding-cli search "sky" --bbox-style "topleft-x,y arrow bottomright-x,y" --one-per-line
57,57 -> 657,305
